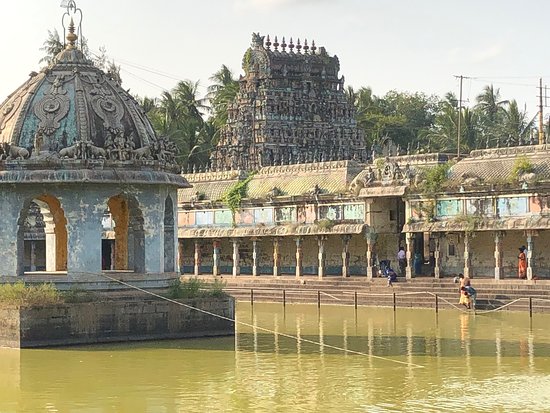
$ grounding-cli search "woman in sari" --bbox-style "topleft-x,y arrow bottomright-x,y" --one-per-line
518,246 -> 527,279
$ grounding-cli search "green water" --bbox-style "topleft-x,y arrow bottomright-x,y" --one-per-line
1,303 -> 549,412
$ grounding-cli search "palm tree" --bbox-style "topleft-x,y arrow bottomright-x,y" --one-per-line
475,84 -> 509,146
39,29 -> 64,66
208,65 -> 239,134
502,100 -> 536,145
156,80 -> 208,168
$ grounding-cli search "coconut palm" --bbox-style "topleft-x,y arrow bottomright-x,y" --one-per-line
39,29 -> 64,66
208,65 -> 239,134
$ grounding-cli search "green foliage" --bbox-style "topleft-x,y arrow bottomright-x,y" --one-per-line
316,219 -> 335,230
419,201 -> 436,222
511,156 -> 534,181
452,214 -> 481,234
203,278 -> 227,298
222,173 -> 255,215
167,278 -> 227,299
62,286 -> 99,303
419,163 -> 452,194
0,282 -> 61,307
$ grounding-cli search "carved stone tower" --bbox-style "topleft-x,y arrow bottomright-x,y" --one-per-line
210,33 -> 367,171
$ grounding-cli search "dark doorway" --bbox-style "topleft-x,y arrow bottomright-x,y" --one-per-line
102,239 -> 114,270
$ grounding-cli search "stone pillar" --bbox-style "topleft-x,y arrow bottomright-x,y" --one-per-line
212,240 -> 220,276
318,236 -> 326,278
405,233 -> 414,279
526,231 -> 536,280
194,240 -> 201,276
341,235 -> 351,278
494,231 -> 503,280
433,235 -> 441,279
295,237 -> 303,278
273,238 -> 280,277
44,227 -> 56,272
463,233 -> 471,278
177,239 -> 184,274
252,239 -> 259,277
232,239 -> 240,277
366,234 -> 375,279
30,240 -> 37,272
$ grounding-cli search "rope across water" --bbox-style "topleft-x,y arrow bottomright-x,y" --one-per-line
97,273 -> 425,369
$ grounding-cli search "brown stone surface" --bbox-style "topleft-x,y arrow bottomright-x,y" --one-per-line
0,297 -> 235,348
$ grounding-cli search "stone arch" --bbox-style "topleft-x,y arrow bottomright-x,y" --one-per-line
163,195 -> 175,272
17,194 -> 68,274
106,194 -> 145,272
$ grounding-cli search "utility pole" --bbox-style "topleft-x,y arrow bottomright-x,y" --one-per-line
454,75 -> 468,158
539,78 -> 545,145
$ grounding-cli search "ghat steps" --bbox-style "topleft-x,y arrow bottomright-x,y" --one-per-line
202,275 -> 550,313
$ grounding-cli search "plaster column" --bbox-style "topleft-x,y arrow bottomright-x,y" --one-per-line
463,233 -> 471,278
194,240 -> 201,276
177,239 -> 184,274
44,228 -> 56,272
405,233 -> 414,279
295,237 -> 303,278
341,235 -> 351,278
252,239 -> 259,277
232,239 -> 240,277
273,238 -> 280,277
433,235 -> 441,279
318,236 -> 326,279
494,231 -> 503,280
366,234 -> 375,279
30,241 -> 37,272
212,240 -> 220,276
526,231 -> 536,280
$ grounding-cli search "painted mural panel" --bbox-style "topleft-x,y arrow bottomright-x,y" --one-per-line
297,206 -> 307,223
319,205 -> 342,220
239,209 -> 255,225
276,207 -> 296,223
304,205 -> 316,223
436,199 -> 461,217
178,211 -> 195,227
466,198 -> 493,216
343,203 -> 365,221
195,211 -> 214,226
214,209 -> 233,226
254,207 -> 274,224
497,197 -> 528,216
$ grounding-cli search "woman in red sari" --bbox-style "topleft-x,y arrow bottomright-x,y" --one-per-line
518,246 -> 527,279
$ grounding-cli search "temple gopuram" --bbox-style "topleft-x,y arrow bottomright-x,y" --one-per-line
210,33 -> 368,171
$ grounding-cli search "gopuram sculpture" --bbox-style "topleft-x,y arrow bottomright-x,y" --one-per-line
209,33 -> 368,171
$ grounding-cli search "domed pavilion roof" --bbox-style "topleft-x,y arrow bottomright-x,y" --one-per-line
0,15 -> 187,187
1,24 -> 156,154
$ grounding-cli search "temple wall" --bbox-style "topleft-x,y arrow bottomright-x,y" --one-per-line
0,297 -> 234,348
0,184 -> 177,278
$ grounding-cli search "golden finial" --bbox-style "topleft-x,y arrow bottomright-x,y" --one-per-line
66,18 -> 78,48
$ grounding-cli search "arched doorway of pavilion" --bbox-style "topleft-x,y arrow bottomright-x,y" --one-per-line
102,194 -> 145,272
17,195 -> 68,275
163,195 -> 175,272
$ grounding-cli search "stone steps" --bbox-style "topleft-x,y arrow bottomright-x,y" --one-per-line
204,275 -> 550,313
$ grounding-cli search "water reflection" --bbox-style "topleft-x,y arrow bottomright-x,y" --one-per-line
1,303 -> 550,412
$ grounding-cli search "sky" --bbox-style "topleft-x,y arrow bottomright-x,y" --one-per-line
2,0 -> 550,119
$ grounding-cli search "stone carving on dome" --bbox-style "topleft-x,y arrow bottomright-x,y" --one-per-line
104,127 -> 134,161
2,143 -> 30,160
90,84 -> 125,133
33,75 -> 71,136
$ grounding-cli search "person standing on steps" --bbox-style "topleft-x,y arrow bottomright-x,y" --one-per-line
518,246 -> 527,279
397,246 -> 407,277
